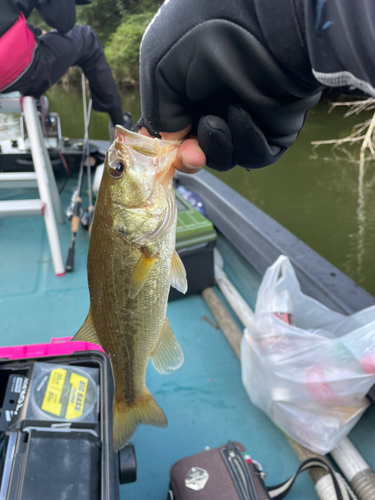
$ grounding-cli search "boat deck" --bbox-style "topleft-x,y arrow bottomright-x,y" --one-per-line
1,179 -> 375,499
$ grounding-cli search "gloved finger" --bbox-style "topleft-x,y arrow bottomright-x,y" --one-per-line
138,125 -> 192,141
138,126 -> 155,138
137,116 -> 161,138
228,104 -> 286,169
197,115 -> 234,172
160,125 -> 192,142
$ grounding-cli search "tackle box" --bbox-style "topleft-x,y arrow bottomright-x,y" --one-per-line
0,339 -> 136,500
170,190 -> 217,301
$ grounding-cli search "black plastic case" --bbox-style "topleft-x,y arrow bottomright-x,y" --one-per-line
169,240 -> 216,301
0,351 -> 122,500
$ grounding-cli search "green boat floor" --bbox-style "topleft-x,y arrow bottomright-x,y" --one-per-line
0,181 -> 374,499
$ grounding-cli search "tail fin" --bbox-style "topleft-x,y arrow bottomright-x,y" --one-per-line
112,390 -> 168,452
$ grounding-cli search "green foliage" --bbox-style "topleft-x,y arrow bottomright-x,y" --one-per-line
27,10 -> 50,32
27,0 -> 161,87
104,11 -> 156,86
76,0 -> 124,45
76,0 -> 160,45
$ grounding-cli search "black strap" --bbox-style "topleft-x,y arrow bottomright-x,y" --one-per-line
267,457 -> 345,500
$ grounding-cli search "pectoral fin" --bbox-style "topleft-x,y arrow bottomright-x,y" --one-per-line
151,318 -> 184,374
170,251 -> 188,294
128,249 -> 158,299
71,309 -> 101,346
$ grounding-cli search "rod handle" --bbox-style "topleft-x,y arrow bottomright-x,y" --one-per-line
65,246 -> 75,273
71,216 -> 80,233
88,205 -> 95,234
71,196 -> 82,232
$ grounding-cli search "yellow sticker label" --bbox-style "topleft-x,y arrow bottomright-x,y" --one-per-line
41,368 -> 67,416
65,373 -> 88,420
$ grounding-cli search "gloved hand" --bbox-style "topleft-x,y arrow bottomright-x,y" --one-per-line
139,0 -> 322,171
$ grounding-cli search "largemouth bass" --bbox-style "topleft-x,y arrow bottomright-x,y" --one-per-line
72,126 -> 187,452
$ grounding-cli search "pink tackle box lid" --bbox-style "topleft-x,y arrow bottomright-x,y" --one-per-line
0,337 -> 104,360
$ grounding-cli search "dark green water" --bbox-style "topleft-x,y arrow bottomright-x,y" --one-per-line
214,101 -> 375,296
4,87 -> 375,296
46,86 -> 141,140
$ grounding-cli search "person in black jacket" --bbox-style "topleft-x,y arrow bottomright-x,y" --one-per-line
138,0 -> 375,173
0,0 -> 126,127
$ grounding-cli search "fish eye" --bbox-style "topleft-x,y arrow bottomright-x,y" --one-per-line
110,161 -> 125,178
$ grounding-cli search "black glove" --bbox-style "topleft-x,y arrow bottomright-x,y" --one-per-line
139,0 -> 322,171
27,23 -> 42,38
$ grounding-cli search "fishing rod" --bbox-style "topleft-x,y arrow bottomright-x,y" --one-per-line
80,101 -> 95,233
65,73 -> 92,272
37,96 -> 70,194
86,127 -> 95,233
81,70 -> 94,231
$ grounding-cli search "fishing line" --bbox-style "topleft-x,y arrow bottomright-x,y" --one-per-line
55,148 -> 70,194
40,95 -> 70,194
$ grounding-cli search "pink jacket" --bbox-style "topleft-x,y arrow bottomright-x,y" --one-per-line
0,14 -> 36,92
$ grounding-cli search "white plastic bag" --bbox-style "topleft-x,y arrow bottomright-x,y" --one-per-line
241,255 -> 375,454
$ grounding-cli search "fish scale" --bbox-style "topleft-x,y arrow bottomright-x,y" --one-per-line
72,126 -> 187,452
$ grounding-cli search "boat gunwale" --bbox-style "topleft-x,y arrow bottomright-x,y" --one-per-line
175,169 -> 375,316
